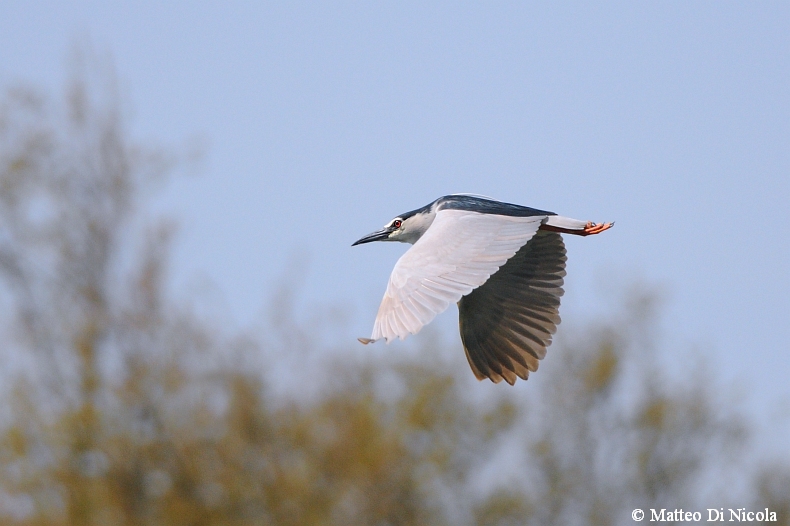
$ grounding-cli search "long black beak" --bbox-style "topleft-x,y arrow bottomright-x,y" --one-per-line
352,228 -> 391,246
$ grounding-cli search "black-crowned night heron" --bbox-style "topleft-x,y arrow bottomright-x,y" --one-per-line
352,194 -> 613,385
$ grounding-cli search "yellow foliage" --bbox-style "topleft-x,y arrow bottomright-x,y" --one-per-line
0,58 -> 787,526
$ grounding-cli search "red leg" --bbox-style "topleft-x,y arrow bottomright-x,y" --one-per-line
540,221 -> 614,236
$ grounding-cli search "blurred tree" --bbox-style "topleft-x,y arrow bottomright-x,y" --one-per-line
0,53 -> 515,526
475,292 -> 754,526
0,55 -> 787,526
755,469 -> 790,526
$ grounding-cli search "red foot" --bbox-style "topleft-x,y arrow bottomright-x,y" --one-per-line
582,221 -> 614,236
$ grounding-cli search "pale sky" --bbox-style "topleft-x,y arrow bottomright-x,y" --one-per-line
2,2 -> 788,453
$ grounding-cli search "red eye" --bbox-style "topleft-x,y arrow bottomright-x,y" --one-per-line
393,220 -> 402,228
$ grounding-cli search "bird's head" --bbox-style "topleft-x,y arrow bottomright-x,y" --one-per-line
352,209 -> 435,246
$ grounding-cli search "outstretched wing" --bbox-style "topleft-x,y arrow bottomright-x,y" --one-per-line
458,231 -> 566,385
367,209 -> 546,343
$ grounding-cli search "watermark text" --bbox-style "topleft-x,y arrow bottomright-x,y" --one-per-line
630,507 -> 777,522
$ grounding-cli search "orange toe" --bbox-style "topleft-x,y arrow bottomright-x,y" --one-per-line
582,222 -> 614,236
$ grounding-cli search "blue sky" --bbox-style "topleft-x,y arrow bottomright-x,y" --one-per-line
2,2 -> 788,452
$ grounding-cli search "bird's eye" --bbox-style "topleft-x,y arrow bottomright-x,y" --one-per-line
393,220 -> 402,229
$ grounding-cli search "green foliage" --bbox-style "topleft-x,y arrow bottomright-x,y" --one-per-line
1,57 -> 787,526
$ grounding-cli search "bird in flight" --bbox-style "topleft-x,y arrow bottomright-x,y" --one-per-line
352,194 -> 613,385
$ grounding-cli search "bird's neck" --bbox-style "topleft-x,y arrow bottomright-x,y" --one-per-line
400,211 -> 436,244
